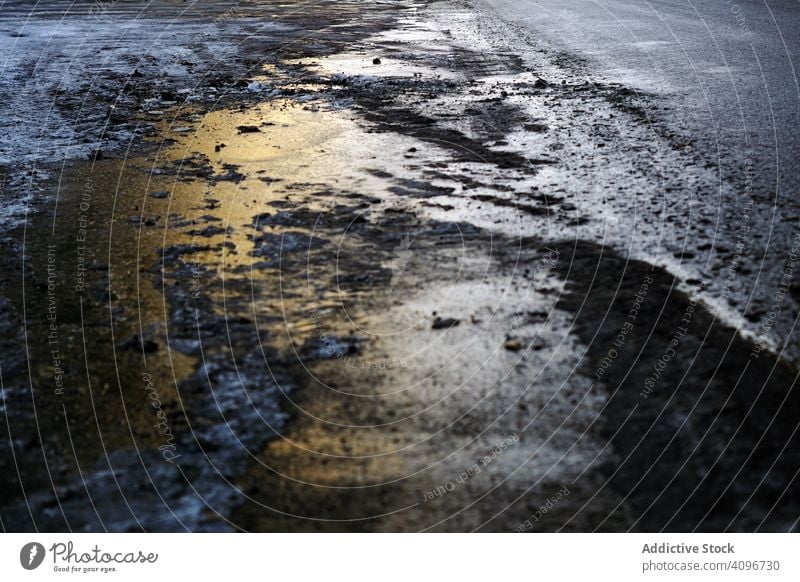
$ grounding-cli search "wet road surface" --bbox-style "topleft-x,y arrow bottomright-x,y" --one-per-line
1,0 -> 799,532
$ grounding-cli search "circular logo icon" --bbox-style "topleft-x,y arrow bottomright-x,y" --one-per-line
20,542 -> 45,570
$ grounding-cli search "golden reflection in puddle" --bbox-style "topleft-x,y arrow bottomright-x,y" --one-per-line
144,99 -> 386,272
134,97 -> 416,343
21,155 -> 198,460
36,91 -> 422,508
146,99 -> 428,503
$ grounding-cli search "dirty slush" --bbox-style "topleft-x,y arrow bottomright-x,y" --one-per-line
1,0 -> 798,533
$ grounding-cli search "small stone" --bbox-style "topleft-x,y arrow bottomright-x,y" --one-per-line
372,57 -> 382,65
504,339 -> 523,351
528,310 -> 548,321
150,190 -> 170,199
118,336 -> 159,353
432,317 -> 459,330
237,125 -> 260,133
534,78 -> 548,88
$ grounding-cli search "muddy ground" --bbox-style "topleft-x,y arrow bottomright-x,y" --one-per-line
1,0 -> 798,532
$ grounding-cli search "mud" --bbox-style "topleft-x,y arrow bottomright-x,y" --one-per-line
1,0 -> 798,532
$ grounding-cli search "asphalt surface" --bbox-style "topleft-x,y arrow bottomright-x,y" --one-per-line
481,0 -> 800,197
475,0 -> 800,365
2,0 -> 800,533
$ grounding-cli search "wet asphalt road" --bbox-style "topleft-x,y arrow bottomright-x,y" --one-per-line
482,0 -> 800,208
2,0 -> 800,533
